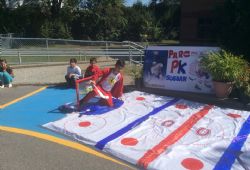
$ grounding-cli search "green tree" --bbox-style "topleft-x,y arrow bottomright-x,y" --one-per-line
14,6 -> 44,37
71,0 -> 127,40
122,2 -> 162,41
215,0 -> 250,61
0,0 -> 6,8
0,0 -> 180,42
149,0 -> 180,39
39,0 -> 80,38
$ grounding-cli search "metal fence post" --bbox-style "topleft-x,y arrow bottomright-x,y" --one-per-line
129,41 -> 131,65
140,51 -> 143,64
106,42 -> 108,60
18,51 -> 22,64
79,51 -> 81,61
46,38 -> 50,62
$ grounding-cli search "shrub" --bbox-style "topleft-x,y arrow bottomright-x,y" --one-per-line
200,50 -> 247,82
236,67 -> 250,96
129,64 -> 143,79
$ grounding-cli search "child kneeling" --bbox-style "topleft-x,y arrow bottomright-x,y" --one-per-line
79,60 -> 125,107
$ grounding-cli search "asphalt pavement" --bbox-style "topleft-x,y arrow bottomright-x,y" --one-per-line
0,131 -> 132,170
0,85 -> 135,170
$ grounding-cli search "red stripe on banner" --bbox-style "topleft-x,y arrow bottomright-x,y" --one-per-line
137,105 -> 213,169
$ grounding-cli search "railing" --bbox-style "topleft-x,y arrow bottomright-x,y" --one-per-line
123,41 -> 144,65
0,37 -> 145,65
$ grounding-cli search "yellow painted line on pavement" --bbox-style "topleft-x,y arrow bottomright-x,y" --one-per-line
0,126 -> 134,169
0,86 -> 47,109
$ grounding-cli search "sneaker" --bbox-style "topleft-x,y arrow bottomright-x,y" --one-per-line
7,84 -> 12,88
0,85 -> 4,88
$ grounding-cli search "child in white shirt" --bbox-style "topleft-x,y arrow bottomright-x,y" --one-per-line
65,58 -> 82,88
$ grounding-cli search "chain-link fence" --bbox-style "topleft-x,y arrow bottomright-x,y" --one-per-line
0,38 -> 144,65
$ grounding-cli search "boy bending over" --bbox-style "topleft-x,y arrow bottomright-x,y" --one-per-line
79,59 -> 125,107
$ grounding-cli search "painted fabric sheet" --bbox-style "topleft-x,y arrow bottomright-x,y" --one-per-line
43,91 -> 176,146
43,91 -> 250,170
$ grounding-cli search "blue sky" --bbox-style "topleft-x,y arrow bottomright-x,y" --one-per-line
124,0 -> 151,6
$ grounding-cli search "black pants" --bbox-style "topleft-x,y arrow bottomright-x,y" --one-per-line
65,75 -> 76,88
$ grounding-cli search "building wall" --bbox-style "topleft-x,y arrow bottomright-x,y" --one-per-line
180,0 -> 224,45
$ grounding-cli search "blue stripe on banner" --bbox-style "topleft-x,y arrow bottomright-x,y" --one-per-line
95,98 -> 180,150
214,115 -> 250,170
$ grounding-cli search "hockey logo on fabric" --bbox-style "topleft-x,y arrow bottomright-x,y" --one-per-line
161,120 -> 175,127
196,127 -> 211,137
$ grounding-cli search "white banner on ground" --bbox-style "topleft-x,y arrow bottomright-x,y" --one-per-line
143,46 -> 220,93
43,91 -> 250,170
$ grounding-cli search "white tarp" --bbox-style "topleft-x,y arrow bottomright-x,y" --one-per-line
44,91 -> 175,145
43,91 -> 250,170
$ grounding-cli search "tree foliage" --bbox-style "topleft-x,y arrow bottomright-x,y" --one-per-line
0,0 -> 181,41
215,0 -> 250,61
122,2 -> 162,42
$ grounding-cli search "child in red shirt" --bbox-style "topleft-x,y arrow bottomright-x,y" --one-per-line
79,60 -> 125,107
84,57 -> 101,78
